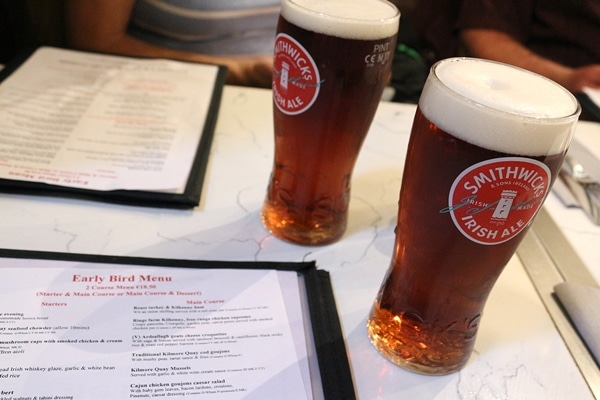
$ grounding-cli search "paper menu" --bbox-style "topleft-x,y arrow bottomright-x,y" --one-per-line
0,47 -> 219,193
0,258 -> 317,399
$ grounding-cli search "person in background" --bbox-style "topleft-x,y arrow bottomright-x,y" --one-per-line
456,0 -> 600,94
411,0 -> 461,68
64,0 -> 280,88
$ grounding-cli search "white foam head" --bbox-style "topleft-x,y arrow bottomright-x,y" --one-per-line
419,58 -> 580,156
280,0 -> 400,40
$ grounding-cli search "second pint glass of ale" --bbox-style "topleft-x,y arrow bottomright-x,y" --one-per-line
261,0 -> 400,245
367,58 -> 580,374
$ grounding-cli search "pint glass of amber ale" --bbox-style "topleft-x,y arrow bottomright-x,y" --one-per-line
367,58 -> 580,374
261,0 -> 400,245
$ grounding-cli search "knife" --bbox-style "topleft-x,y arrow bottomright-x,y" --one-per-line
559,138 -> 600,225
517,208 -> 600,398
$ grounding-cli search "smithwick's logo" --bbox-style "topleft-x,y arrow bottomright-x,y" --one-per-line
272,33 -> 322,115
441,157 -> 551,245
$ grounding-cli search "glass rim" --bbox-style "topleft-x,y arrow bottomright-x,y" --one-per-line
284,0 -> 400,24
430,57 -> 581,124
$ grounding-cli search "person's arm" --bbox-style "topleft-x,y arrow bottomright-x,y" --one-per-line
461,28 -> 600,93
63,0 -> 273,87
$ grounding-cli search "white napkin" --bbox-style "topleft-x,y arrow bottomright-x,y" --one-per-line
554,281 -> 600,365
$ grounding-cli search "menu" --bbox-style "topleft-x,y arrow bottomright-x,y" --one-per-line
0,47 -> 226,207
0,252 -> 353,399
580,87 -> 600,121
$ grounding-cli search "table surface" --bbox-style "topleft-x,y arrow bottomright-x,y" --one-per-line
2,85 -> 600,399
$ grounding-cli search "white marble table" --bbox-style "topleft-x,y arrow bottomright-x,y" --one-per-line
1,85 -> 599,399
545,120 -> 600,283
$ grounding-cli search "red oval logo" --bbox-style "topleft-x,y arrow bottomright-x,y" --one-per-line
272,33 -> 321,115
444,157 -> 551,245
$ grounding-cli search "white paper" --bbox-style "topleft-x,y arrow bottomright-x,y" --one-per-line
0,47 -> 219,192
0,258 -> 314,399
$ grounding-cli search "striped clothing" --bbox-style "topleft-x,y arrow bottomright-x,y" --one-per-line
129,0 -> 281,55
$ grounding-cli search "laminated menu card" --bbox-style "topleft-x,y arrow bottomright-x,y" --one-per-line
578,88 -> 600,121
0,249 -> 355,400
0,46 -> 226,208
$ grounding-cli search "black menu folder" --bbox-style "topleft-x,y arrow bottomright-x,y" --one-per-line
0,47 -> 227,209
0,248 -> 356,400
576,92 -> 600,122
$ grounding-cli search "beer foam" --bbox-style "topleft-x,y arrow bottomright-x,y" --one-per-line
419,58 -> 580,156
281,0 -> 400,40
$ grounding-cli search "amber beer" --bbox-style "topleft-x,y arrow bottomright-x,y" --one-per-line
261,0 -> 400,245
367,58 -> 580,374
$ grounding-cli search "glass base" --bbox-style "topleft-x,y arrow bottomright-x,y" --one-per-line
261,203 -> 346,246
367,330 -> 465,375
366,311 -> 471,375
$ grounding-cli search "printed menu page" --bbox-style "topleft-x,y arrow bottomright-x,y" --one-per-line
0,258 -> 316,399
0,47 -> 219,193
